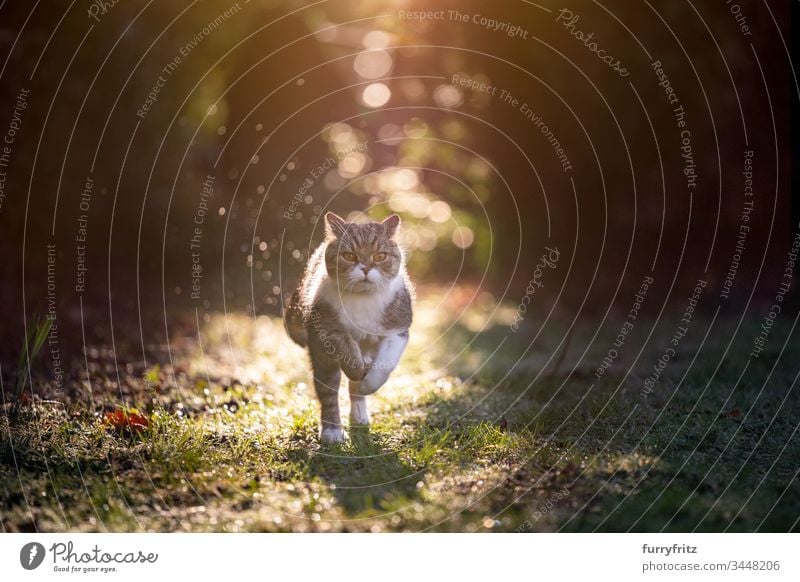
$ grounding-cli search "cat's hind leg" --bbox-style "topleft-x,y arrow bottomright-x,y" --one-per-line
311,355 -> 345,443
357,331 -> 408,395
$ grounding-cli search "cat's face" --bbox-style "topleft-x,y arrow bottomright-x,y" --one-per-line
324,213 -> 403,294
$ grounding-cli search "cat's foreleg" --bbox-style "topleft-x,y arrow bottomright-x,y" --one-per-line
327,333 -> 370,382
348,379 -> 371,426
357,331 -> 408,395
310,355 -> 345,443
308,308 -> 369,382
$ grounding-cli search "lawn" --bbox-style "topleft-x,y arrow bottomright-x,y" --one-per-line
1,289 -> 798,532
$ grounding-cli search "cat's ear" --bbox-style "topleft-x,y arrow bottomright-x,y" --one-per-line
382,214 -> 401,238
324,212 -> 348,238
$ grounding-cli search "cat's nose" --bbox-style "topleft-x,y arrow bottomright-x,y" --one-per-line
361,265 -> 370,275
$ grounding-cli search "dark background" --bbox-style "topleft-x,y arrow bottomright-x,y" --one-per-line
0,0 -> 794,365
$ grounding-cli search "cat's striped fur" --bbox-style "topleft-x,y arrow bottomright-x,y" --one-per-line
284,213 -> 414,443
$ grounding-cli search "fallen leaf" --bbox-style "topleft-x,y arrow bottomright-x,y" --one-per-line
104,409 -> 150,433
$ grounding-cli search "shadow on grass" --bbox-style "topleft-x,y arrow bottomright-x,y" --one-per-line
306,427 -> 422,518
4,307 -> 799,532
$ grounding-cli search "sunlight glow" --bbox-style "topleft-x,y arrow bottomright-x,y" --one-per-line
429,201 -> 452,223
433,84 -> 463,108
407,194 -> 431,218
338,152 -> 367,178
393,168 -> 419,190
361,83 -> 391,108
362,30 -> 392,49
353,49 -> 393,79
327,122 -> 353,144
451,226 -> 474,249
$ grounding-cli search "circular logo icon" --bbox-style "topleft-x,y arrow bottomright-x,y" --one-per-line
20,542 -> 46,570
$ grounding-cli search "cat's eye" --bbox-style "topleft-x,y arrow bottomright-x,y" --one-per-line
341,252 -> 358,262
373,252 -> 387,262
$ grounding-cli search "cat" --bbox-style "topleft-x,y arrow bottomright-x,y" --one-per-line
284,212 -> 414,443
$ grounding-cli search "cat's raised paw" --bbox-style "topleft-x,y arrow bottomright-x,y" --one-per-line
320,426 -> 347,444
357,367 -> 391,395
342,358 -> 370,382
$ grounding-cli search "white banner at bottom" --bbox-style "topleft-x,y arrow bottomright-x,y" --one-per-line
1,533 -> 796,581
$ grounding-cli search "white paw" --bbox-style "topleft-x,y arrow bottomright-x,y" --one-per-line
320,426 -> 347,444
358,368 -> 390,395
349,399 -> 370,426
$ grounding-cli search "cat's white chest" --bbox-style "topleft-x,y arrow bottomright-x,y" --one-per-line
319,277 -> 400,340
338,295 -> 385,339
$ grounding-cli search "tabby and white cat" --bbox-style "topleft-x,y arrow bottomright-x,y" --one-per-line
284,212 -> 414,443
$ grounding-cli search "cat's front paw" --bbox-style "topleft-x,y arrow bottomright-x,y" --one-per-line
343,356 -> 371,382
320,426 -> 347,444
349,398 -> 371,426
358,366 -> 391,395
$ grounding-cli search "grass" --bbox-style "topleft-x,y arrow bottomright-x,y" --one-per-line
9,313 -> 52,416
1,289 -> 798,532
